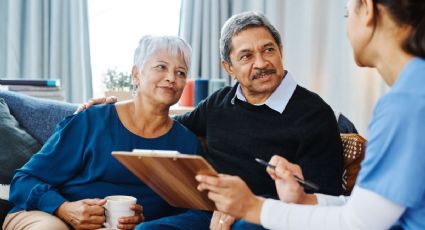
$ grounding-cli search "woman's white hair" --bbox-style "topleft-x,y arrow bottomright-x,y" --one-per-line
133,35 -> 192,73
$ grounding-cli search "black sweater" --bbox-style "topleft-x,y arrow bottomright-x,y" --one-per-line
176,84 -> 343,197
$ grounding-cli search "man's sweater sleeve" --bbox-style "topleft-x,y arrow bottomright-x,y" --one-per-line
175,99 -> 208,136
9,114 -> 88,214
296,106 -> 343,195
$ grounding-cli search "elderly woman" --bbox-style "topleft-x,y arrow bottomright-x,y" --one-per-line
3,35 -> 202,230
197,0 -> 425,229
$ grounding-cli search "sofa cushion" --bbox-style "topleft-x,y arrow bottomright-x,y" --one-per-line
0,98 -> 42,184
0,98 -> 44,225
0,91 -> 77,143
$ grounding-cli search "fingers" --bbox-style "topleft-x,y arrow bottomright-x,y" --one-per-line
275,168 -> 299,187
287,164 -> 304,180
86,214 -> 105,225
78,223 -> 104,229
118,214 -> 144,229
105,96 -> 118,103
118,205 -> 144,229
210,211 -> 221,229
73,96 -> 117,114
196,175 -> 221,192
196,174 -> 241,192
131,204 -> 143,214
267,155 -> 287,180
268,155 -> 304,180
74,104 -> 87,114
210,211 -> 235,230
82,198 -> 105,206
196,175 -> 219,185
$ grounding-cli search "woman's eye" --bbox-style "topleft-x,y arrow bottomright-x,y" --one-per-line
156,65 -> 166,70
176,71 -> 187,77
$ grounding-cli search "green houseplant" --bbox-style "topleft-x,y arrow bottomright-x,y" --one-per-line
103,68 -> 133,101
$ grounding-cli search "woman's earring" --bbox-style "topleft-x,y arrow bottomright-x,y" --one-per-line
132,84 -> 138,96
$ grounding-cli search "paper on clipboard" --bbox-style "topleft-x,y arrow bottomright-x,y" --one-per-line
112,150 -> 218,211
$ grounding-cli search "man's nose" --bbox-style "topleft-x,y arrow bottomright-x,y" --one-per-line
253,54 -> 268,69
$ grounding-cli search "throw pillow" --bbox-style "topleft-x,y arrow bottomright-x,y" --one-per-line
0,91 -> 77,144
0,98 -> 42,184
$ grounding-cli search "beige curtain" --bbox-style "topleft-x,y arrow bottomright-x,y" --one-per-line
0,0 -> 93,103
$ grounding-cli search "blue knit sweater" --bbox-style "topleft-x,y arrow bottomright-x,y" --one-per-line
9,104 -> 203,220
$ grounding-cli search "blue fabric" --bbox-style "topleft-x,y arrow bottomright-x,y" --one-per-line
8,104 -> 204,221
357,58 -> 425,229
135,210 -> 267,230
135,210 -> 211,230
0,91 -> 77,143
231,219 -> 268,230
337,113 -> 358,134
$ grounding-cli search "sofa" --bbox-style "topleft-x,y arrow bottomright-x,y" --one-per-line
0,90 -> 361,226
0,91 -> 77,225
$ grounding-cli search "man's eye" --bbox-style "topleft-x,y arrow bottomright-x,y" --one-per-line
265,47 -> 274,52
240,54 -> 250,61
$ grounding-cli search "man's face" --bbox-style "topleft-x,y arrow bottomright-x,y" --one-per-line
223,27 -> 285,103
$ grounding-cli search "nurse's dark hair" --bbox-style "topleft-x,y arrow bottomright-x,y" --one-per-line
364,0 -> 425,58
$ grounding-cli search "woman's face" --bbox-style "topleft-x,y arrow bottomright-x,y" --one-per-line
135,50 -> 188,106
346,0 -> 371,67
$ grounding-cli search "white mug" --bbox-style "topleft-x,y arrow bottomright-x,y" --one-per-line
104,195 -> 137,229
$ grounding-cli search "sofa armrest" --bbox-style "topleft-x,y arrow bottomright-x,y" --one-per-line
0,91 -> 78,143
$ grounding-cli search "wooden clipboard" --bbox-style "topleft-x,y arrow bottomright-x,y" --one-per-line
112,150 -> 218,211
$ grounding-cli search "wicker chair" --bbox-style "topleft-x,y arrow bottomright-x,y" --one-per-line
340,133 -> 367,195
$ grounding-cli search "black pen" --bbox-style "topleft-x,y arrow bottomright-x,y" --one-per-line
255,158 -> 319,191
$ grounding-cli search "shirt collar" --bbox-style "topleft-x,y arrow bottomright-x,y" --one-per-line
231,71 -> 297,113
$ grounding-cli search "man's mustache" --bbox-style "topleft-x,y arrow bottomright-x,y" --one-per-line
250,68 -> 277,80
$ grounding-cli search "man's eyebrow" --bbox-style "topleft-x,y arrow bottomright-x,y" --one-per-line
236,49 -> 252,56
263,42 -> 275,48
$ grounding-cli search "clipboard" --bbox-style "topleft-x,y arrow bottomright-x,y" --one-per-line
112,150 -> 218,211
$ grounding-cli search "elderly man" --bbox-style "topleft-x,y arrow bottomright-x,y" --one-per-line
83,11 -> 343,230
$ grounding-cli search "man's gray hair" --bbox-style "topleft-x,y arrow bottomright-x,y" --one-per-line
220,11 -> 282,64
133,35 -> 192,72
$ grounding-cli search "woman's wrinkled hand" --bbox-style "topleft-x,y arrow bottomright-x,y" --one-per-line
55,198 -> 106,230
116,203 -> 144,229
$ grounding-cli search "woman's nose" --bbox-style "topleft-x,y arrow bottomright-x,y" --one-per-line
165,71 -> 176,82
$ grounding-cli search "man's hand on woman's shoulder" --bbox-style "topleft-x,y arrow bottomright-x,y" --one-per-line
74,96 -> 118,114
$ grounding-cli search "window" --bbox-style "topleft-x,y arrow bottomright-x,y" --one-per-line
88,0 -> 181,97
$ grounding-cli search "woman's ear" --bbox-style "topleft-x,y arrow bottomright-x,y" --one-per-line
362,0 -> 376,27
132,66 -> 140,85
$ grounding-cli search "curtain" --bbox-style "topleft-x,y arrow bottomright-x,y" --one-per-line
179,0 -> 229,82
0,0 -> 92,103
179,0 -> 387,135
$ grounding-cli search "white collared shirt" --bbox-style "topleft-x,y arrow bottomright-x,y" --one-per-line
232,71 -> 298,114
